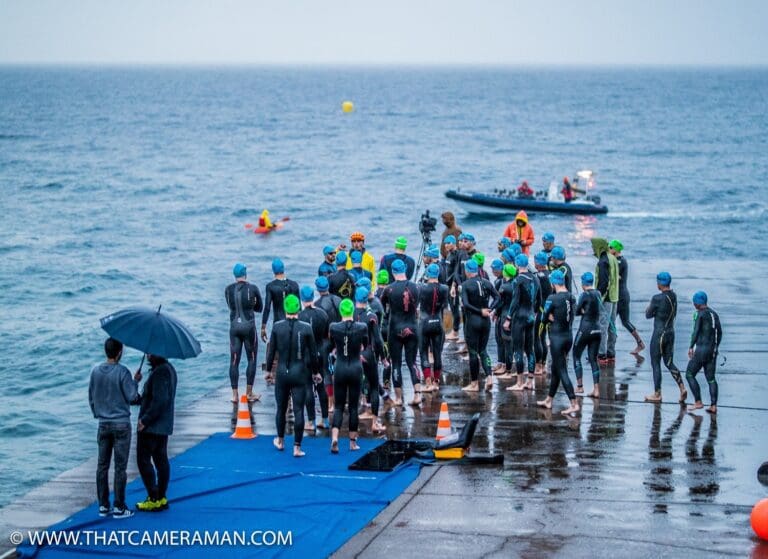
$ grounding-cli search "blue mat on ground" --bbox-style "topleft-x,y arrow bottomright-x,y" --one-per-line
18,434 -> 420,558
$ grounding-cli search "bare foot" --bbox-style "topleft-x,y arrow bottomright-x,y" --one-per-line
523,380 -> 533,390
330,440 -> 339,454
575,384 -> 584,394
359,410 -> 375,419
350,439 -> 360,451
588,388 -> 600,399
706,405 -> 717,414
507,383 -> 525,392
536,398 -> 552,409
644,392 -> 662,403
246,392 -> 261,402
687,402 -> 704,412
630,341 -> 645,355
678,387 -> 688,403
462,382 -> 480,392
534,365 -> 545,376
372,421 -> 386,433
273,437 -> 284,451
561,404 -> 580,417
293,445 -> 305,458
409,397 -> 422,406
485,377 -> 495,391
304,422 -> 316,432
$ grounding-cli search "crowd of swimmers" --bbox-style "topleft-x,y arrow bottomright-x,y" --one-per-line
225,212 -> 723,457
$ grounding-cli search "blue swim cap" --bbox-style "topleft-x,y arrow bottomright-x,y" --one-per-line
425,245 -> 440,259
501,247 -> 515,263
515,254 -> 529,268
542,232 -> 555,243
335,252 -> 348,266
355,287 -> 369,303
457,233 -> 467,241
300,285 -> 315,302
315,276 -> 329,291
464,233 -> 476,244
233,263 -> 247,278
350,250 -> 363,264
692,291 -> 707,305
551,246 -> 566,261
444,235 -> 456,245
534,251 -> 549,266
391,259 -> 406,275
464,259 -> 478,273
498,237 -> 512,248
356,277 -> 372,289
656,271 -> 672,286
491,259 -> 504,271
272,258 -> 285,274
581,272 -> 594,285
550,270 -> 565,285
509,243 -> 522,257
323,245 -> 335,256
426,263 -> 440,278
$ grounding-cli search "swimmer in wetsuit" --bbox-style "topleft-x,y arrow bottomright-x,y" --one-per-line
329,299 -> 368,453
318,245 -> 337,277
533,251 -> 552,375
489,259 -> 507,375
353,288 -> 388,433
379,259 -> 422,406
573,272 -> 602,398
379,236 -> 416,281
492,263 -> 517,379
313,275 -> 341,415
549,246 -> 574,295
609,239 -> 645,355
685,291 -> 722,414
266,295 -> 318,457
506,254 -> 540,392
460,259 -> 499,392
644,272 -> 687,403
329,252 -> 356,300
298,286 -> 330,432
418,264 -> 450,393
537,270 -> 580,416
225,263 -> 263,403
260,258 -> 300,380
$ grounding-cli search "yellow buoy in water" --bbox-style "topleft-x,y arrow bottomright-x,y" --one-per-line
341,100 -> 354,113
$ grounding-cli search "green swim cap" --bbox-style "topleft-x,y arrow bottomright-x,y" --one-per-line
283,294 -> 300,315
502,263 -> 517,279
473,252 -> 485,266
339,298 -> 355,318
609,239 -> 624,252
395,236 -> 408,250
377,270 -> 390,285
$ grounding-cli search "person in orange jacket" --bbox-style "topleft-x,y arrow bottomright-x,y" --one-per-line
503,211 -> 535,255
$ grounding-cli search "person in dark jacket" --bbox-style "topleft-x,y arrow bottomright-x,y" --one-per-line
440,211 -> 462,259
89,337 -> 140,518
136,354 -> 178,512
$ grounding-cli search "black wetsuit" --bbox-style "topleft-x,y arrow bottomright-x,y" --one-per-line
418,282 -> 449,381
225,281 -> 263,389
316,293 -> 342,325
685,307 -> 722,405
298,306 -> 330,424
328,268 -> 356,300
543,291 -> 576,399
535,269 -> 552,365
354,305 -> 386,417
349,267 -> 373,284
380,280 -> 420,388
549,261 -> 574,294
573,289 -> 602,385
616,256 -> 636,333
262,278 -> 300,329
453,248 -> 477,286
329,321 -> 368,432
379,253 -> 416,281
375,287 -> 393,387
493,277 -> 516,371
506,270 -> 540,376
444,250 -> 462,334
460,275 -> 499,382
646,289 -> 683,392
266,318 -> 317,444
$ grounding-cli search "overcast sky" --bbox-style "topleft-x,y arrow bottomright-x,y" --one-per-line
1,0 -> 766,65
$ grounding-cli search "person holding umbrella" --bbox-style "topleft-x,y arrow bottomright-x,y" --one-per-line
100,305 -> 201,512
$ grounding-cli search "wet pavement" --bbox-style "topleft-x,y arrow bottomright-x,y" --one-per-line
2,258 -> 768,557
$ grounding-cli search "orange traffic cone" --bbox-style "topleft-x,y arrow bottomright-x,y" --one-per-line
435,402 -> 452,441
231,395 -> 257,439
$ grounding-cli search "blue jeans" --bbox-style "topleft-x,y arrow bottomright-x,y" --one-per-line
97,423 -> 131,510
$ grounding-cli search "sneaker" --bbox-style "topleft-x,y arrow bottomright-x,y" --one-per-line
98,505 -> 111,517
136,497 -> 163,512
112,507 -> 134,519
157,497 -> 169,510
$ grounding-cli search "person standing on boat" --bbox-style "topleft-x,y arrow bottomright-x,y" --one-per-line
440,212 -> 462,259
503,211 -> 535,255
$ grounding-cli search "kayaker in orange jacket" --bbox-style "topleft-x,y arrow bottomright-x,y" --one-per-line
503,211 -> 535,255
